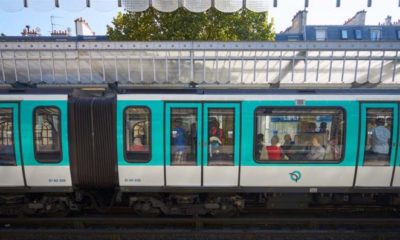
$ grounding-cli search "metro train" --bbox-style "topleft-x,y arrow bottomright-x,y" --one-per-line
1,88 -> 400,216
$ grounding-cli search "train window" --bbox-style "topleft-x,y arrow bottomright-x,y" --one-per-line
0,109 -> 15,166
208,109 -> 235,166
363,109 -> 392,166
124,107 -> 151,163
170,108 -> 197,166
34,107 -> 62,163
254,108 -> 345,163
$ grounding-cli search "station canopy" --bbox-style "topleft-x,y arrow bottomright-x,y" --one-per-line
0,41 -> 399,88
0,0 -> 271,12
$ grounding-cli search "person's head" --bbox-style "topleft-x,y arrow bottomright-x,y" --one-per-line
376,118 -> 385,126
257,133 -> 264,143
320,122 -> 327,132
271,135 -> 280,146
174,118 -> 183,127
311,135 -> 321,147
284,134 -> 292,143
134,137 -> 143,146
308,122 -> 317,132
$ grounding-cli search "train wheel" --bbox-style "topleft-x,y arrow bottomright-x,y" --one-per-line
45,202 -> 70,217
209,203 -> 238,217
133,201 -> 161,217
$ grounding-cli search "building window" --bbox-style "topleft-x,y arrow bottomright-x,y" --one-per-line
316,29 -> 327,41
125,107 -> 151,163
354,29 -> 363,40
34,107 -> 62,163
341,30 -> 348,40
254,108 -> 345,163
0,109 -> 15,166
370,29 -> 381,41
397,30 -> 400,40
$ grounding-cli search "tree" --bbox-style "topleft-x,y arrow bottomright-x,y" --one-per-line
107,8 -> 275,41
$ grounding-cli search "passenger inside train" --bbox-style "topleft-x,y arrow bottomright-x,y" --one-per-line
170,108 -> 197,165
207,109 -> 234,166
364,109 -> 392,166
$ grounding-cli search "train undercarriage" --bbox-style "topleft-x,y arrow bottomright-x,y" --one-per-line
2,191 -> 400,217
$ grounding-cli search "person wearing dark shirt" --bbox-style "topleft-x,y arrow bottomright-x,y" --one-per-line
172,119 -> 186,163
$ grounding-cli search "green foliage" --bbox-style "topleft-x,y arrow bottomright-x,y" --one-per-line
107,8 -> 275,41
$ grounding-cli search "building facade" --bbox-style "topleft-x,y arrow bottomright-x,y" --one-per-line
276,10 -> 400,41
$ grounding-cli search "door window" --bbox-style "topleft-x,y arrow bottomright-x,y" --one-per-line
170,108 -> 197,166
364,108 -> 392,166
207,108 -> 235,166
0,109 -> 15,166
34,107 -> 61,163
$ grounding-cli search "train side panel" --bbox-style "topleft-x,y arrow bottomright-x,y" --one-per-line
240,100 -> 359,188
20,96 -> 72,188
0,103 -> 24,187
117,100 -> 164,187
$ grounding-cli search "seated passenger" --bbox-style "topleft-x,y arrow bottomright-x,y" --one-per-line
281,134 -> 294,159
255,133 -> 265,160
319,122 -> 329,134
324,138 -> 340,161
306,135 -> 325,160
266,135 -> 283,161
129,137 -> 145,151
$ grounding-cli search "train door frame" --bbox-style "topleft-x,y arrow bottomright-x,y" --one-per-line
0,102 -> 25,188
391,103 -> 400,187
202,103 -> 240,186
165,102 -> 203,186
355,102 -> 398,187
20,98 -> 72,189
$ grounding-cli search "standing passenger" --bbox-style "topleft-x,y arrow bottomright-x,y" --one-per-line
371,118 -> 391,155
172,119 -> 186,163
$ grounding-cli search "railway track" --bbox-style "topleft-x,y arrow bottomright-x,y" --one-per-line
1,216 -> 400,239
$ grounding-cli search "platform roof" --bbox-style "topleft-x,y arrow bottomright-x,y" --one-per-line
0,41 -> 399,89
1,0 -> 271,13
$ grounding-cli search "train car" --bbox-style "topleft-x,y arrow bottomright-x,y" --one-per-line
1,88 -> 400,216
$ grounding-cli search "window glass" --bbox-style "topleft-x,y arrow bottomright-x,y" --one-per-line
170,108 -> 197,166
355,29 -> 363,40
397,30 -> 400,40
370,29 -> 381,41
316,29 -> 327,41
125,107 -> 151,162
364,109 -> 392,166
255,108 -> 344,162
0,109 -> 15,166
208,109 -> 234,166
34,107 -> 61,163
341,30 -> 348,40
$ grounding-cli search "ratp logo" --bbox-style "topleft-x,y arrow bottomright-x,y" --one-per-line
289,170 -> 302,183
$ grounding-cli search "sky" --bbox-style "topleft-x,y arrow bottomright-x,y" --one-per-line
0,0 -> 399,36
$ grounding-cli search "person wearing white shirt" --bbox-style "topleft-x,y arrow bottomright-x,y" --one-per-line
371,118 -> 391,155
